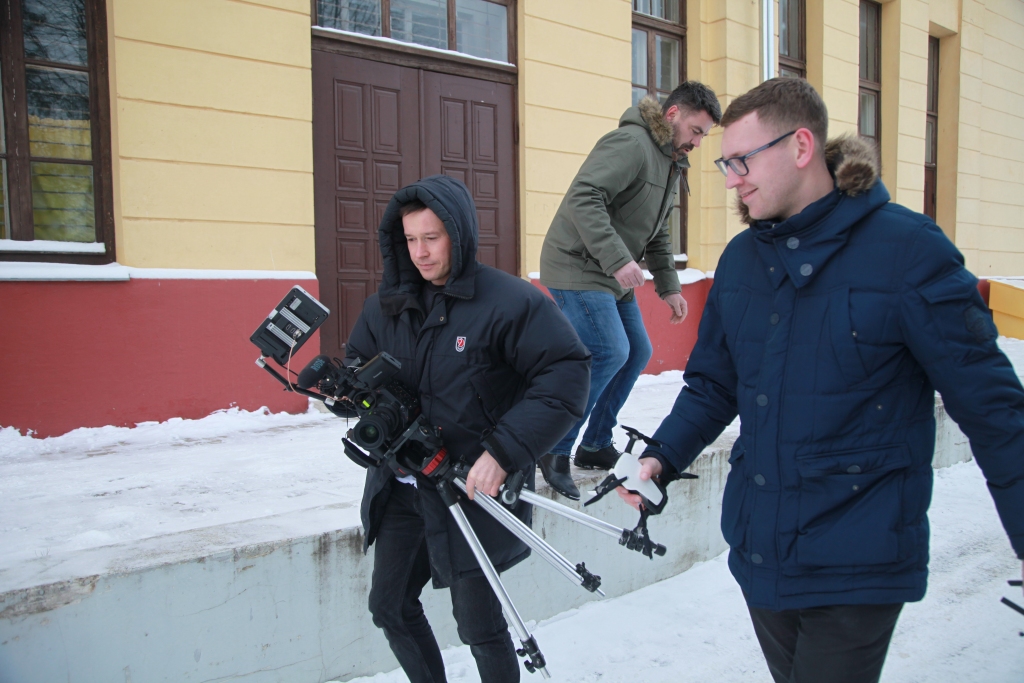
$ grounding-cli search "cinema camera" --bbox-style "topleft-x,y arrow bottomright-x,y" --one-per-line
250,287 -> 693,677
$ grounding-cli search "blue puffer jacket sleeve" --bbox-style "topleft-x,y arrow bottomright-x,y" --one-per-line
900,221 -> 1024,558
644,276 -> 740,474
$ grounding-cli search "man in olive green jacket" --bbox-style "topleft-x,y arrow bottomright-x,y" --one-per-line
539,82 -> 721,499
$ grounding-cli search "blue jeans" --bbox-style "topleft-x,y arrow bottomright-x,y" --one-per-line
548,288 -> 652,455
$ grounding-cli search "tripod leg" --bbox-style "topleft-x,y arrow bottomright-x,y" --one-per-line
444,496 -> 550,678
452,478 -> 604,595
517,489 -> 667,558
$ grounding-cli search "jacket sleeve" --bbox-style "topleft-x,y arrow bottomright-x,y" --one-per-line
645,220 -> 681,298
565,130 -> 646,277
899,222 -> 1024,559
643,278 -> 739,474
480,292 -> 591,472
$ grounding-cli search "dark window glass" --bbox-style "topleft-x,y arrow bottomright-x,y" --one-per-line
1,0 -> 112,257
924,36 -> 939,220
633,0 -> 680,23
456,0 -> 508,63
859,0 -> 880,82
858,0 -> 881,145
655,35 -> 680,98
315,0 -> 511,63
390,0 -> 447,50
779,0 -> 805,78
30,161 -> 94,241
26,65 -> 92,160
316,0 -> 382,36
22,0 -> 88,66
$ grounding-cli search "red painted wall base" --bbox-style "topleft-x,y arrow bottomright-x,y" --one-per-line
1,278 -> 320,438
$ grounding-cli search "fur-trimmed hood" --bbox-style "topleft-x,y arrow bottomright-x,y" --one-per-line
735,134 -> 881,224
622,95 -> 674,150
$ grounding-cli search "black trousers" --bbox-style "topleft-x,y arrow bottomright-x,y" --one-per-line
747,602 -> 903,683
368,482 -> 519,683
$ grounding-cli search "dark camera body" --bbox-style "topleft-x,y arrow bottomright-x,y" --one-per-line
302,352 -> 442,473
251,288 -> 450,480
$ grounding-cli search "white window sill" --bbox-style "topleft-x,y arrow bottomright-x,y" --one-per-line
0,239 -> 107,254
0,261 -> 319,282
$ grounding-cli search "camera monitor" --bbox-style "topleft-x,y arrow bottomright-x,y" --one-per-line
250,286 -> 329,365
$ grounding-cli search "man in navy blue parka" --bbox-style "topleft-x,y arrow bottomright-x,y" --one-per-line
619,78 -> 1024,683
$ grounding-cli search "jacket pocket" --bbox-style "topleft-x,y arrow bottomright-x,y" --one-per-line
720,445 -> 750,551
795,444 -> 910,568
616,182 -> 654,222
829,286 -> 869,385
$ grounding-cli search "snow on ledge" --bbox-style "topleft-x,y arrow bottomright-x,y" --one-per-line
0,262 -> 317,282
0,262 -> 130,281
127,268 -> 317,280
0,238 -> 106,254
313,26 -> 515,68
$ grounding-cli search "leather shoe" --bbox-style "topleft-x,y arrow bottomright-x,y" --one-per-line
538,453 -> 580,501
573,444 -> 621,471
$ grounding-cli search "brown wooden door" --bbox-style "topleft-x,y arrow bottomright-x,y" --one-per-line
421,71 -> 517,273
312,52 -> 518,358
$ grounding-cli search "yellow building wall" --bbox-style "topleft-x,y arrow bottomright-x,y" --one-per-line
954,0 -> 1024,275
517,0 -> 633,275
106,0 -> 315,270
686,0 -> 762,272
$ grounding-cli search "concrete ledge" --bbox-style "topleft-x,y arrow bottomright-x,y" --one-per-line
0,401 -> 972,683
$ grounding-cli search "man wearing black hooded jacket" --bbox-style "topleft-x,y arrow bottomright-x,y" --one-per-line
346,175 -> 590,683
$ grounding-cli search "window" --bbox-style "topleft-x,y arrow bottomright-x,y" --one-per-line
778,0 -> 805,78
631,0 -> 687,256
858,0 -> 881,146
924,36 -> 938,220
631,0 -> 685,106
316,0 -> 513,63
0,0 -> 114,263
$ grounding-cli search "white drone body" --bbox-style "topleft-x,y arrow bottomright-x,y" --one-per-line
594,450 -> 665,508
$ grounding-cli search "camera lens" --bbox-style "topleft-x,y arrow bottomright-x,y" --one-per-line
353,414 -> 389,450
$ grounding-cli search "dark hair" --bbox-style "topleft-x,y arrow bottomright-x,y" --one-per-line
399,198 -> 429,217
662,81 -> 722,125
721,78 -> 829,153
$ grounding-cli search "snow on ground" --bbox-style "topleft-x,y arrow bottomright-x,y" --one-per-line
0,369 -> 694,593
1,339 -> 1023,678
341,459 -> 1024,683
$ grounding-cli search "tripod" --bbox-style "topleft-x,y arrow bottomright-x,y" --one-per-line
433,455 -> 674,678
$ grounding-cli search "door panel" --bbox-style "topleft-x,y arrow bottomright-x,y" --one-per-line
422,71 -> 518,278
313,51 -> 518,359
313,51 -> 420,357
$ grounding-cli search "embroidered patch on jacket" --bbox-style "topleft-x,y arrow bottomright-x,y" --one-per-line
456,336 -> 466,352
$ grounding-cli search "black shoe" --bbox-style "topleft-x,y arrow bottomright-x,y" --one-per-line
538,454 -> 580,501
573,444 -> 621,471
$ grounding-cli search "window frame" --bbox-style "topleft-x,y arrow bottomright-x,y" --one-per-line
858,0 -> 881,148
313,0 -> 516,67
924,35 -> 938,220
0,0 -> 116,264
631,0 -> 688,258
778,0 -> 805,79
630,3 -> 686,104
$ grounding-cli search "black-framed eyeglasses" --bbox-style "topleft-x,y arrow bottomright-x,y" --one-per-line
714,131 -> 797,177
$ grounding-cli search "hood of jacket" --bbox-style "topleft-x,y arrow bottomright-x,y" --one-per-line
620,95 -> 675,154
742,134 -> 890,290
376,175 -> 479,313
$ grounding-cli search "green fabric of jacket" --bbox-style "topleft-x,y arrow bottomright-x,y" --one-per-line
540,96 -> 686,299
